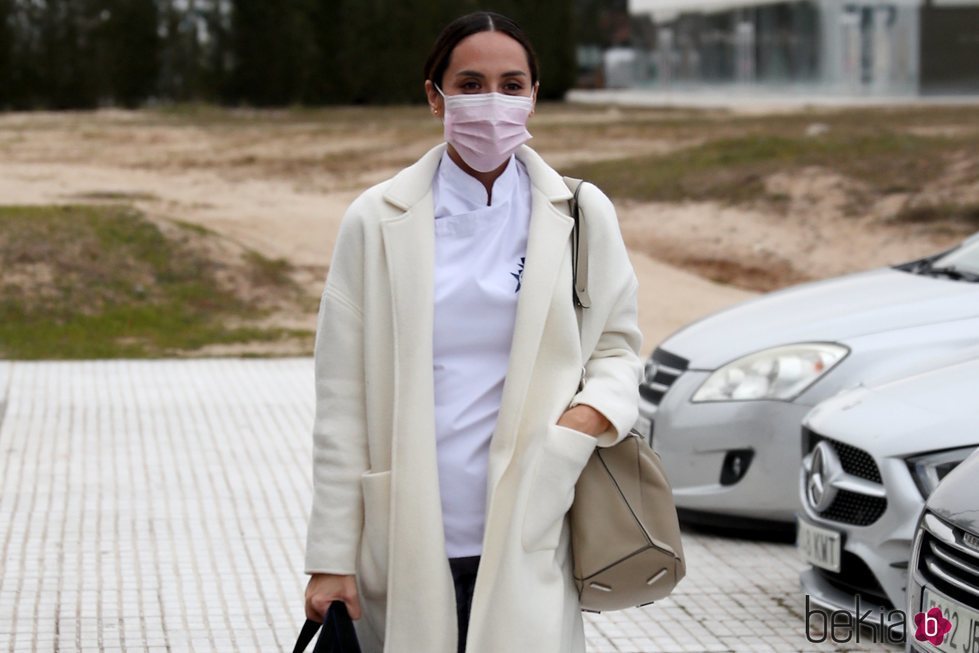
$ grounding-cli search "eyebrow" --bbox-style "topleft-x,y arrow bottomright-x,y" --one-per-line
454,70 -> 528,79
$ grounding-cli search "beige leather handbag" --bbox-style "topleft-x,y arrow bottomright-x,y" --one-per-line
563,177 -> 687,613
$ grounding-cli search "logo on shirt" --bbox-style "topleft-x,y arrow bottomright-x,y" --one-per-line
511,257 -> 525,293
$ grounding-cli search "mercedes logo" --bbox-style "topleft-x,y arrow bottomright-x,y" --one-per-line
806,441 -> 842,513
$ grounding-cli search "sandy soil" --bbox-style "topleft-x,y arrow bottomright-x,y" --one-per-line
0,106 -> 973,356
617,171 -> 966,293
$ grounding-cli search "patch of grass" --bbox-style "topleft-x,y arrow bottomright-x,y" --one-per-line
0,204 -> 311,359
68,190 -> 159,202
564,132 -> 956,205
169,218 -> 213,236
892,202 -> 979,230
242,250 -> 298,290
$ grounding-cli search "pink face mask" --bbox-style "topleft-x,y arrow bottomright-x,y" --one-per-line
435,83 -> 534,172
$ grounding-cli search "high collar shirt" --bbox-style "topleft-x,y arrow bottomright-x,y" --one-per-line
431,150 -> 532,557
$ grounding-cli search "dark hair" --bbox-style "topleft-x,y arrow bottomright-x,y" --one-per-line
424,11 -> 540,89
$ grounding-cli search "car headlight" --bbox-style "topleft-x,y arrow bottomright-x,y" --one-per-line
907,446 -> 977,499
691,343 -> 848,402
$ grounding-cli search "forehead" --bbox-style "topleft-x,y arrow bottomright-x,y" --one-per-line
445,30 -> 531,76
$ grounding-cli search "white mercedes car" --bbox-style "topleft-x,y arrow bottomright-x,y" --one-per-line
796,353 -> 979,640
641,231 -> 979,533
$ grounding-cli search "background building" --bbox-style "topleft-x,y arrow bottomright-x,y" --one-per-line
626,0 -> 979,95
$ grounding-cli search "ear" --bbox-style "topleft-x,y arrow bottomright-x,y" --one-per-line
530,81 -> 540,117
424,80 -> 443,118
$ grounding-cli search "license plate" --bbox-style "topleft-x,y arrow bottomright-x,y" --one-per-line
797,517 -> 841,573
918,587 -> 979,653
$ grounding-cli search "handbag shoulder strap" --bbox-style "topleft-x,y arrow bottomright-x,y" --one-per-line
562,175 -> 591,309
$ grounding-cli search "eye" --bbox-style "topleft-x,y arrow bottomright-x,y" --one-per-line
461,81 -> 481,92
504,82 -> 524,93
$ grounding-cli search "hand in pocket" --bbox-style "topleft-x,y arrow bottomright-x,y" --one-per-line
520,423 -> 598,552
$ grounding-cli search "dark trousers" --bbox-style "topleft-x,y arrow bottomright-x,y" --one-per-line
448,555 -> 481,653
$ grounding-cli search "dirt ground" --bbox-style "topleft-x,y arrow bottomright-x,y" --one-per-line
1,104 -> 974,357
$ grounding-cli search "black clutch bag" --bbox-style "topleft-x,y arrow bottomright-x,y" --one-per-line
293,601 -> 362,653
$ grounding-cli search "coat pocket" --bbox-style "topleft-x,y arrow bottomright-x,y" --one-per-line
521,423 -> 599,553
358,469 -> 392,600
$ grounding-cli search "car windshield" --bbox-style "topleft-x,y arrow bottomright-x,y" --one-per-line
931,236 -> 979,275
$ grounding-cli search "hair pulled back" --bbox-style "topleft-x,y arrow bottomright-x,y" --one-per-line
424,11 -> 540,89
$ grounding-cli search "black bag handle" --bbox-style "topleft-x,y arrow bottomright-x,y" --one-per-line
294,600 -> 361,653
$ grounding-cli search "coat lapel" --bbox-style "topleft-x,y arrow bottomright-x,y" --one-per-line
484,184 -> 574,494
487,145 -> 576,497
378,142 -> 575,651
379,145 -> 456,652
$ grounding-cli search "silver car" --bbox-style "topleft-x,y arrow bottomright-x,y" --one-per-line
906,448 -> 979,653
796,354 -> 979,640
642,231 -> 979,531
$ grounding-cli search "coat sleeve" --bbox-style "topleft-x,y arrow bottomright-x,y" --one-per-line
304,207 -> 371,575
568,185 -> 644,449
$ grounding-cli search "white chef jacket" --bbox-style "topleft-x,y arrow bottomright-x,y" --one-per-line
431,150 -> 531,558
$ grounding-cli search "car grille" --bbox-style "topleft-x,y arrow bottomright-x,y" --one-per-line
819,489 -> 887,526
917,519 -> 979,609
639,347 -> 689,406
804,428 -> 882,483
803,428 -> 887,526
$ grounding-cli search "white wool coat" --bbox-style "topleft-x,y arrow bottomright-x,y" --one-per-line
304,142 -> 643,653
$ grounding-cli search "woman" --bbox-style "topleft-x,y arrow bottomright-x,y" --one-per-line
303,11 -> 643,653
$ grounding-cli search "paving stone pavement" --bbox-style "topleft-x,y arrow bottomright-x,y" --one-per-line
0,359 -> 901,652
